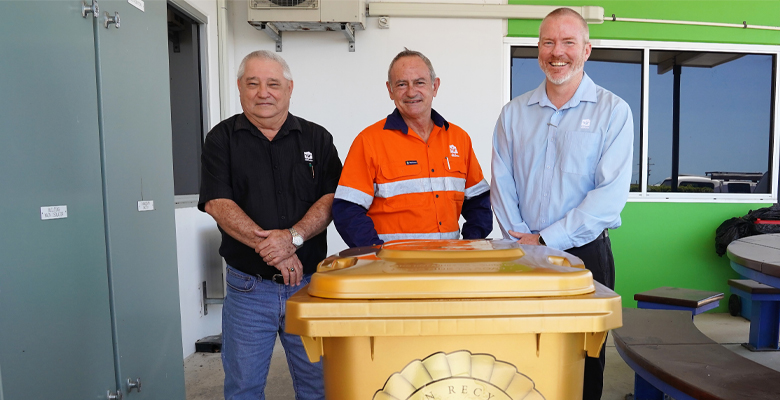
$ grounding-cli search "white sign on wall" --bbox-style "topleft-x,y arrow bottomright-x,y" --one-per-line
40,205 -> 67,220
138,200 -> 155,211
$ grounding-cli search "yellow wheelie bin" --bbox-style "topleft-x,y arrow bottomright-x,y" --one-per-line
285,239 -> 622,400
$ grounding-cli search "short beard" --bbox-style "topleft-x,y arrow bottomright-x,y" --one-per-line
539,57 -> 585,86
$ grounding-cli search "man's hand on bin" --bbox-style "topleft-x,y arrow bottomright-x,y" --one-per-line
255,229 -> 297,265
509,231 -> 542,245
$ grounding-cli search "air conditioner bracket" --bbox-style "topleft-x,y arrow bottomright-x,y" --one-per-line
249,21 -> 363,52
341,22 -> 355,52
259,22 -> 283,52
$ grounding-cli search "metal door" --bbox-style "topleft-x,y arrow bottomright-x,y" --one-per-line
0,1 -> 118,399
94,1 -> 185,398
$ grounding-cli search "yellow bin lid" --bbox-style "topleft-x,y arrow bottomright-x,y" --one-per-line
308,239 -> 594,300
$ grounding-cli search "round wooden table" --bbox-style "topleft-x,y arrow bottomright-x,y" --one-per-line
727,233 -> 780,351
727,233 -> 780,288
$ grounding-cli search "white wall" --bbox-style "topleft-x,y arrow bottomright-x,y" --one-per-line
175,207 -> 224,357
175,0 -> 508,358
172,0 -> 225,359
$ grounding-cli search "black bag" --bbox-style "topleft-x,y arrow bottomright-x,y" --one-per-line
715,204 -> 780,256
748,204 -> 780,234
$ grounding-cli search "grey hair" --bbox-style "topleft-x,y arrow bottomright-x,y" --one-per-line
237,50 -> 293,81
539,7 -> 590,43
387,48 -> 437,84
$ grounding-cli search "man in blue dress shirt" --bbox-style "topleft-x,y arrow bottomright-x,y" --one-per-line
491,7 -> 633,400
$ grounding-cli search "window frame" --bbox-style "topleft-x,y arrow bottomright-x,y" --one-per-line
503,37 -> 780,203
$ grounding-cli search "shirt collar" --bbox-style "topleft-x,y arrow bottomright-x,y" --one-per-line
527,72 -> 598,110
383,108 -> 450,134
237,112 -> 301,139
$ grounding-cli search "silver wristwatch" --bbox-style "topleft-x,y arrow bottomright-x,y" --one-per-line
289,227 -> 304,249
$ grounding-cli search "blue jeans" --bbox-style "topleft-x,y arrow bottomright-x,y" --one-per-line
222,266 -> 324,400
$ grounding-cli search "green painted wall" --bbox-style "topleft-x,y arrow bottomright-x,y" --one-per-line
612,202 -> 771,310
507,1 -> 778,310
508,1 -> 780,45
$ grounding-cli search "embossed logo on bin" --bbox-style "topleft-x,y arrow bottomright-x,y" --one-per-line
373,350 -> 545,400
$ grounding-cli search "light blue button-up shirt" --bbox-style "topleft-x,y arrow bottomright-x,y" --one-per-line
491,73 -> 634,250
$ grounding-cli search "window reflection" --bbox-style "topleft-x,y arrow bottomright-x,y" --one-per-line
648,51 -> 773,193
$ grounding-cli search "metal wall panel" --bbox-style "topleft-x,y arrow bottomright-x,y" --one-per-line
0,1 -> 117,398
94,0 -> 185,398
1,1 -> 186,398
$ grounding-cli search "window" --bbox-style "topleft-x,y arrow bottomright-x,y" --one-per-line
168,3 -> 209,205
506,39 -> 779,202
647,51 -> 773,194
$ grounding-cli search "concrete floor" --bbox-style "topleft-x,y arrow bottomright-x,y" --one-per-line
184,313 -> 780,400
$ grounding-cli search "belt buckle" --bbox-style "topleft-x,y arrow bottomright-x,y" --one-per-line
272,274 -> 285,284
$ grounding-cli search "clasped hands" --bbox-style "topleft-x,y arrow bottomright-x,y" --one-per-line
254,229 -> 302,286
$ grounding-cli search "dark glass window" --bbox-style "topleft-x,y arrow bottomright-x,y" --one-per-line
647,51 -> 774,194
169,5 -> 205,197
510,47 -> 643,191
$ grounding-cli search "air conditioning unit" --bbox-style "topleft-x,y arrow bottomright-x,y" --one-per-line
249,0 -> 365,24
248,0 -> 366,51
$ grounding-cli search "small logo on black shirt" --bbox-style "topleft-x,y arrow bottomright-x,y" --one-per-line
303,151 -> 313,162
406,160 -> 418,165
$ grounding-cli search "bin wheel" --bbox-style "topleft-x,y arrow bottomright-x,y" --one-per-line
728,294 -> 742,317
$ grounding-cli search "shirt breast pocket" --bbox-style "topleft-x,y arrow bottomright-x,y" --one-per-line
444,156 -> 467,177
444,157 -> 467,201
559,131 -> 601,178
379,163 -> 423,209
380,163 -> 422,182
294,161 -> 317,204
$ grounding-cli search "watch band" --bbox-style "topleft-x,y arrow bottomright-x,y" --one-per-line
538,234 -> 546,246
289,227 -> 304,249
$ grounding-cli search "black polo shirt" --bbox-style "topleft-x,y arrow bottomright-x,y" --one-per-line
198,113 -> 342,277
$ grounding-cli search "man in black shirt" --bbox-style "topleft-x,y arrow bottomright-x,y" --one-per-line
199,50 -> 341,400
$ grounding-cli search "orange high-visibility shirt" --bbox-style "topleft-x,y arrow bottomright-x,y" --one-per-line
335,109 -> 489,241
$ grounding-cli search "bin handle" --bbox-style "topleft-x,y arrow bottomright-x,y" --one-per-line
585,331 -> 607,357
300,336 -> 323,363
378,248 -> 524,263
547,255 -> 584,268
317,256 -> 358,273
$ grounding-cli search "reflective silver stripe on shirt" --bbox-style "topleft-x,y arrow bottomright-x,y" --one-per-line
374,177 -> 466,199
335,185 -> 374,209
378,230 -> 460,242
464,179 -> 490,199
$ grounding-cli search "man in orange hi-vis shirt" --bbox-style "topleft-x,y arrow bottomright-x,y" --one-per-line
333,49 -> 492,247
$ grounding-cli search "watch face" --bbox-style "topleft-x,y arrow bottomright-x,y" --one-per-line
290,228 -> 304,247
